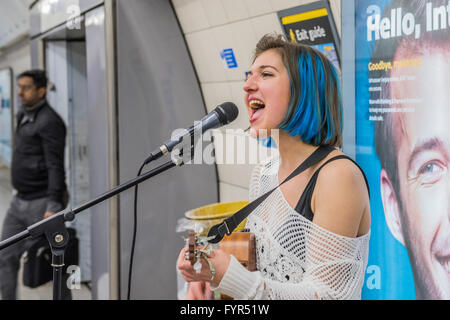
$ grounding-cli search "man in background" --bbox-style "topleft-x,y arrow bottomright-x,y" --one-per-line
0,70 -> 69,300
372,0 -> 450,299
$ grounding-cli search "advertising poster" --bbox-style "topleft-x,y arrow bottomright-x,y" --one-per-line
355,0 -> 450,299
0,68 -> 13,167
278,0 -> 340,70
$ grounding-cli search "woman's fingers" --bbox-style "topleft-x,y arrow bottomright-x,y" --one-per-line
177,248 -> 193,271
178,247 -> 218,283
186,282 -> 208,300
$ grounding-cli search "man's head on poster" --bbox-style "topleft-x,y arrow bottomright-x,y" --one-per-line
371,0 -> 450,300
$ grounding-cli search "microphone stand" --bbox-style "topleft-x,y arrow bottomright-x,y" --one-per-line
0,155 -> 184,300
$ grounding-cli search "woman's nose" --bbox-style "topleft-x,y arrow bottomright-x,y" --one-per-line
243,76 -> 257,92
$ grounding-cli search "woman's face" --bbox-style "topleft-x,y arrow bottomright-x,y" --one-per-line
243,49 -> 291,138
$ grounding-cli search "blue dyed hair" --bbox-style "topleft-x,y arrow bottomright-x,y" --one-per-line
254,34 -> 343,147
258,136 -> 277,149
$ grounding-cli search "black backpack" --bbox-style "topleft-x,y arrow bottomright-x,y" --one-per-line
22,227 -> 79,288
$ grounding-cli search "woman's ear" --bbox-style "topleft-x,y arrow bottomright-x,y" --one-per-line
380,169 -> 405,246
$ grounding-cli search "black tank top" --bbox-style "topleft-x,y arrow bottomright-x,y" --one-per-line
294,148 -> 370,222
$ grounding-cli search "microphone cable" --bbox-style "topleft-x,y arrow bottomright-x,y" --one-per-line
126,149 -> 185,300
127,161 -> 146,300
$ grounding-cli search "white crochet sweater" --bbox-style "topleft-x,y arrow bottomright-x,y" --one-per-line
211,154 -> 370,300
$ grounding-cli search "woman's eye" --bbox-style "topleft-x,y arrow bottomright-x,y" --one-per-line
261,72 -> 273,77
417,161 -> 446,184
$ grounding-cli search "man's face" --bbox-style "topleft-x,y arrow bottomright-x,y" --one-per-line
17,76 -> 45,107
387,50 -> 450,299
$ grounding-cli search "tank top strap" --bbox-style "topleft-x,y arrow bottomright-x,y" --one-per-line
295,155 -> 370,222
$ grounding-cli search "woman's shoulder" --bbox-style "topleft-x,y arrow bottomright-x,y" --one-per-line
311,150 -> 370,238
316,150 -> 368,193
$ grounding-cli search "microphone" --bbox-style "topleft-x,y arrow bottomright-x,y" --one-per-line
144,102 -> 239,164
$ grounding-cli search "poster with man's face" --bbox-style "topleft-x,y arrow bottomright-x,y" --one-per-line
355,0 -> 450,300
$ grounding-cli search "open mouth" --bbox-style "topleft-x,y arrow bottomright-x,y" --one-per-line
249,99 -> 265,110
249,99 -> 265,123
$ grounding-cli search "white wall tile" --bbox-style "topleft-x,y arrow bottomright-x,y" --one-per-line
268,0 -> 309,12
210,24 -> 235,76
228,81 -> 249,130
185,29 -> 228,83
220,0 -> 250,22
250,13 -> 283,41
212,20 -> 257,82
218,162 -> 255,189
243,0 -> 273,17
200,0 -> 228,27
201,82 -> 233,113
219,182 -> 249,202
229,20 -> 259,73
172,0 -> 210,33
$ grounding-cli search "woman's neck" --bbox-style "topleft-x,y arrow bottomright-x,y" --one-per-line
275,131 -> 318,172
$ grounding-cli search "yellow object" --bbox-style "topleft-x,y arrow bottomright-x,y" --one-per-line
289,29 -> 296,43
185,201 -> 249,235
281,8 -> 328,25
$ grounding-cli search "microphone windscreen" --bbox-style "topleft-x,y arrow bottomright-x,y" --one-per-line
217,102 -> 239,125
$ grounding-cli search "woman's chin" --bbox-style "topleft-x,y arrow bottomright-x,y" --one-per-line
249,127 -> 258,138
249,126 -> 276,139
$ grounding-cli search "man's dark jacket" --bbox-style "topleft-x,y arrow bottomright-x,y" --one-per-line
11,100 -> 67,207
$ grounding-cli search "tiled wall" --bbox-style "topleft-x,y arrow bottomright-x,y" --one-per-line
0,37 -> 31,114
171,0 -> 342,202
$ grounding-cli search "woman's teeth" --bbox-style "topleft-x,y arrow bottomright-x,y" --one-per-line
249,100 -> 265,109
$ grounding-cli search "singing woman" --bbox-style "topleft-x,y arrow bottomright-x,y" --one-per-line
177,34 -> 371,300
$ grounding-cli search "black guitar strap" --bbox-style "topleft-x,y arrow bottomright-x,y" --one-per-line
207,145 -> 335,243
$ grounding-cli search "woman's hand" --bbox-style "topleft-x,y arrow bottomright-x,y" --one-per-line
185,281 -> 212,300
177,247 -> 231,287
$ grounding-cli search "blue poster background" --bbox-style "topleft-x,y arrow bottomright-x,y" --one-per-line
355,0 -> 416,300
